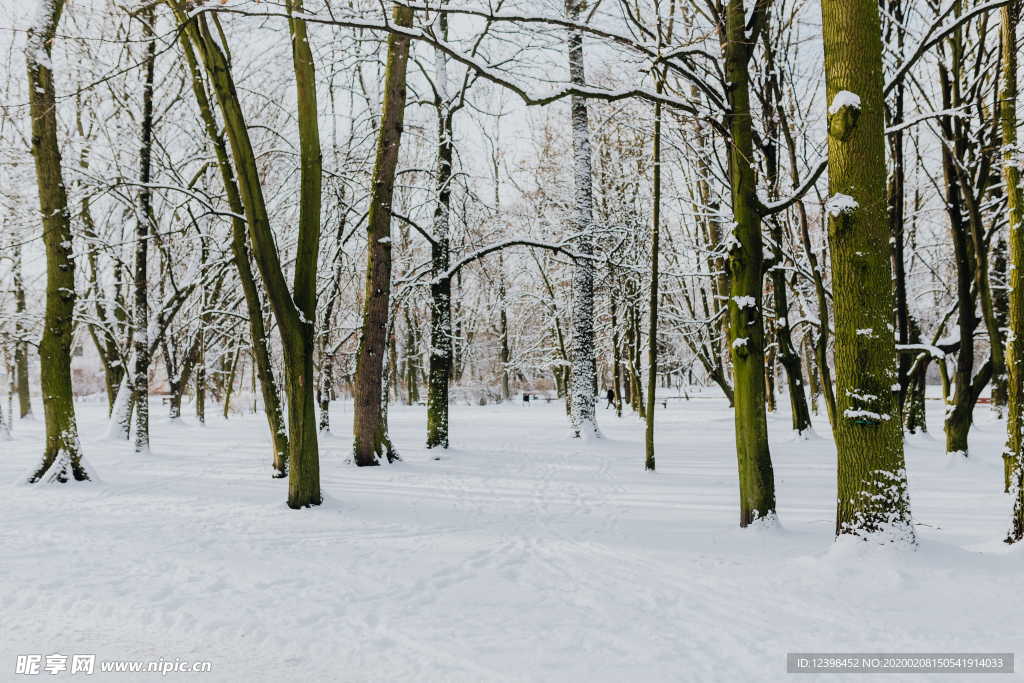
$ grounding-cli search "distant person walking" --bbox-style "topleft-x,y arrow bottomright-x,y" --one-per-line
605,388 -> 615,409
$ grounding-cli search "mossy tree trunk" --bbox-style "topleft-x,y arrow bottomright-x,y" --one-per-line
26,0 -> 90,483
723,0 -> 775,526
281,0 -> 324,503
352,3 -> 413,466
820,0 -> 913,540
1000,3 -> 1024,540
937,19 -> 987,457
171,1 -> 321,504
174,11 -> 289,476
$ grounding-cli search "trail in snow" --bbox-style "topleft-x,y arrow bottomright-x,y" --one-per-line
1,395 -> 1021,682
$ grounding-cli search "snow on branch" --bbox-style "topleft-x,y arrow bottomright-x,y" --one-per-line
440,238 -> 583,282
186,4 -> 707,119
896,344 -> 945,359
758,160 -> 827,216
885,108 -> 969,135
884,0 -> 1010,96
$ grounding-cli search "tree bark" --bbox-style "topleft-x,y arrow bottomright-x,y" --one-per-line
170,1 -> 321,504
352,3 -> 413,466
174,14 -> 289,476
821,0 -> 914,540
723,0 -> 775,526
565,0 -> 600,438
1000,3 -> 1024,540
132,6 -> 157,454
644,95 -> 662,471
12,242 -> 31,418
26,0 -> 90,483
426,99 -> 453,448
281,0 -> 324,503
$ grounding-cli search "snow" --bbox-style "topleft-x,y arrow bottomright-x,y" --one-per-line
828,90 -> 861,115
842,408 -> 892,422
826,193 -> 860,217
731,295 -> 757,309
1,397 -> 1022,681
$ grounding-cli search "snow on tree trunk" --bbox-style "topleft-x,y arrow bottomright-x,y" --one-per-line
1001,3 -> 1024,541
0,391 -> 10,441
724,0 -> 775,526
821,0 -> 914,542
132,5 -> 156,455
426,7 -> 453,450
26,0 -> 91,483
565,0 -> 599,440
106,372 -> 135,441
12,241 -> 31,419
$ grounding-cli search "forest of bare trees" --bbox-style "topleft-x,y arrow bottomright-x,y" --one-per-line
3,0 -> 1024,543
8,2 -> 1024,678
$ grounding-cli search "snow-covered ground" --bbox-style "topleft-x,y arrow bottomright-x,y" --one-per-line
2,395 -> 1022,682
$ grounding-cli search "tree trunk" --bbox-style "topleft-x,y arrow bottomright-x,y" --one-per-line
195,351 -> 206,425
771,268 -> 812,435
764,332 -> 777,414
195,238 -> 208,425
498,255 -> 512,403
132,6 -> 156,454
318,350 -> 334,433
280,0 -> 324,504
316,191 -> 350,435
182,39 -> 288,472
352,3 -> 413,466
222,346 -> 241,419
172,2 -> 309,489
0,384 -> 9,440
884,0 -> 911,420
992,238 -> 1009,414
564,0 -> 600,438
939,49 -> 980,457
404,308 -> 420,405
12,242 -> 31,418
723,0 -> 775,526
644,95 -> 662,471
426,91 -> 454,448
820,0 -> 913,540
106,371 -> 134,440
1001,3 -> 1024,539
903,321 -> 929,436
26,0 -> 90,483
611,289 -> 623,417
